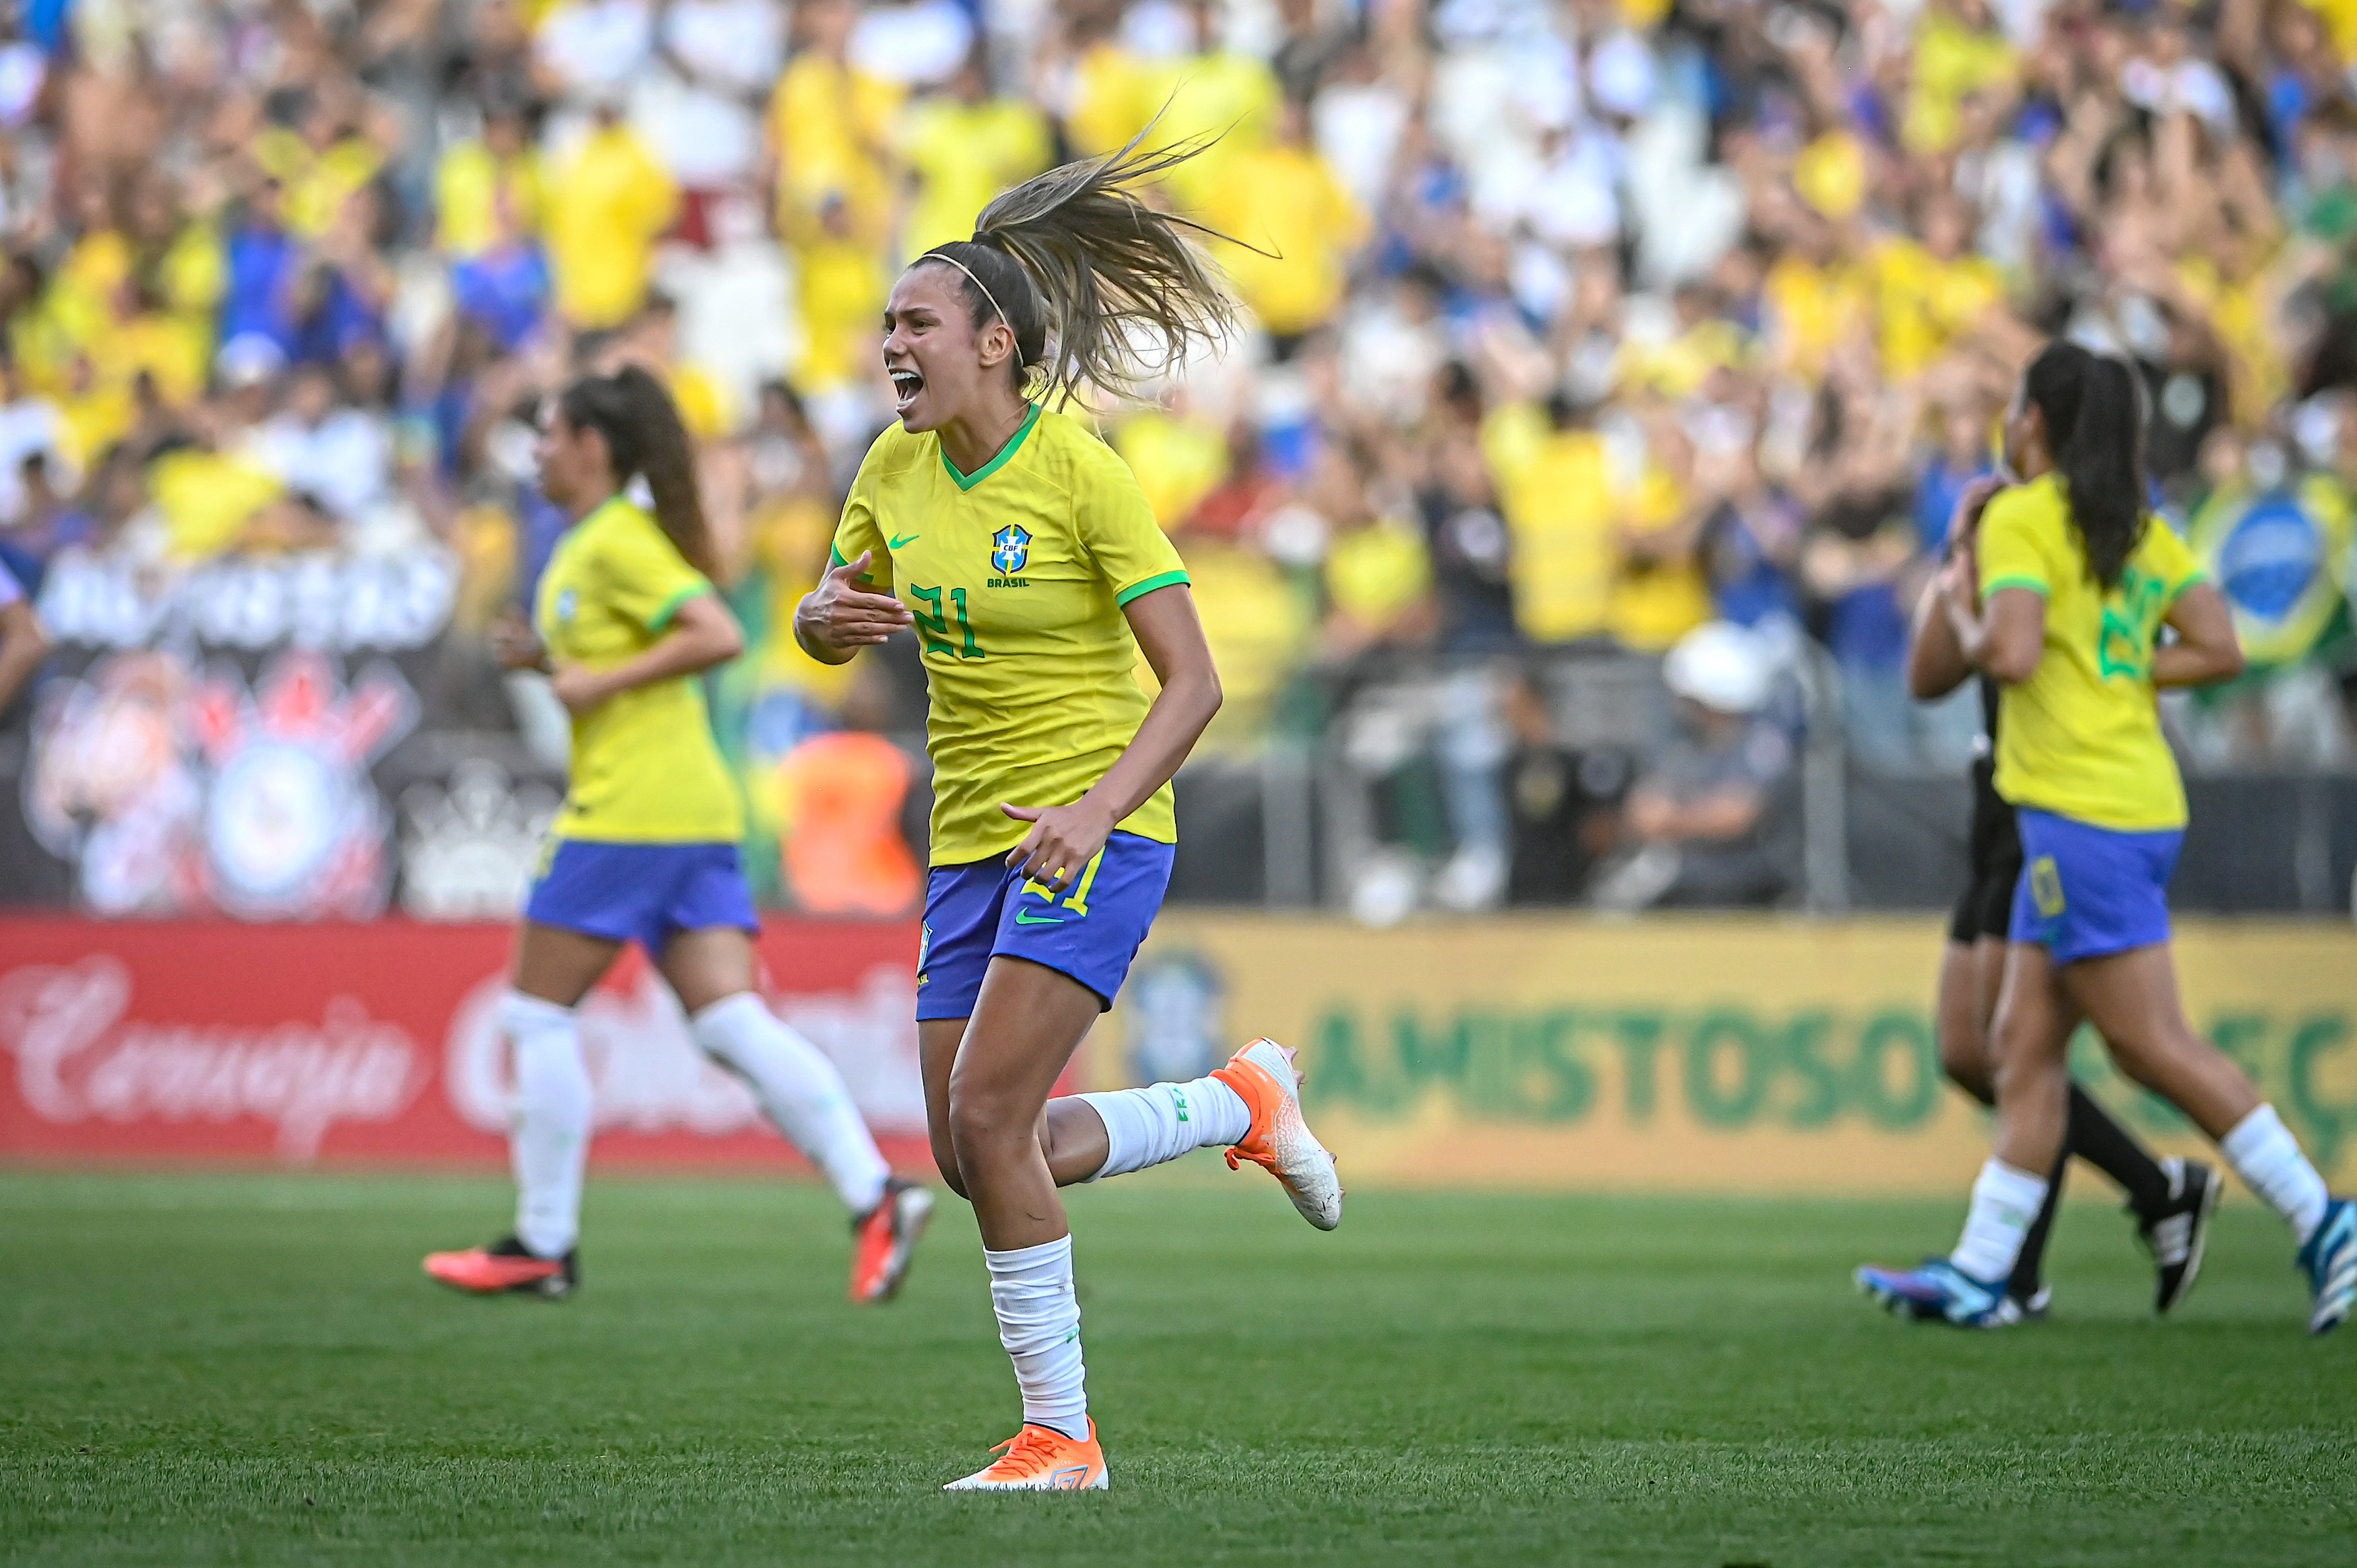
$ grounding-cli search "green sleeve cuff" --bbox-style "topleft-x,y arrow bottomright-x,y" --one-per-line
648,582 -> 710,632
1983,575 -> 2049,599
828,543 -> 879,582
1116,569 -> 1191,607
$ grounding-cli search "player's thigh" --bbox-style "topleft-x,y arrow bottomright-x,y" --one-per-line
512,922 -> 623,1007
945,957 -> 1102,1151
919,1017 -> 968,1188
2059,943 -> 2257,1136
655,926 -> 760,1016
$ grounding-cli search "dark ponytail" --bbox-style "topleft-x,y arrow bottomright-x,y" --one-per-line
914,123 -> 1242,405
558,364 -> 717,581
2022,341 -> 2147,588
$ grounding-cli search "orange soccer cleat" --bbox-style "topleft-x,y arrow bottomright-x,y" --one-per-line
1211,1037 -> 1344,1230
942,1419 -> 1109,1491
849,1178 -> 935,1304
423,1235 -> 576,1299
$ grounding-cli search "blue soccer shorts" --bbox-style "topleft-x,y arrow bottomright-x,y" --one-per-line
523,840 -> 761,954
915,831 -> 1176,1020
2008,807 -> 2184,965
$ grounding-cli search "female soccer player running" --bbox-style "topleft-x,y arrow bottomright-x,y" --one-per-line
1897,475 -> 2216,1323
424,364 -> 933,1305
1857,342 -> 2355,1334
795,137 -> 1343,1491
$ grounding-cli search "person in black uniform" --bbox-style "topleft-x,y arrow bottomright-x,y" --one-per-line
1902,477 -> 2218,1320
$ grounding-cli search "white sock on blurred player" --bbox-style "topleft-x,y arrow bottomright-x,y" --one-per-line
1950,1158 -> 2049,1283
986,1234 -> 1088,1441
1075,1076 -> 1251,1180
506,991 -> 591,1260
691,992 -> 891,1215
2220,1104 -> 2329,1244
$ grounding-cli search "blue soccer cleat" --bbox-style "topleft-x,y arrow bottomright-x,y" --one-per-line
1855,1258 -> 2021,1328
2298,1198 -> 2357,1336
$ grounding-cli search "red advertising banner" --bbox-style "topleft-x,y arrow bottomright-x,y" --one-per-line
0,918 -> 931,1170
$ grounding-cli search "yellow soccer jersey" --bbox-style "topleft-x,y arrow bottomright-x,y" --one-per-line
1978,474 -> 2207,832
536,496 -> 745,844
830,407 -> 1191,865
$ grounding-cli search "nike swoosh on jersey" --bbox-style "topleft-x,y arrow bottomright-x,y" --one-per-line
1013,909 -> 1068,926
889,533 -> 920,549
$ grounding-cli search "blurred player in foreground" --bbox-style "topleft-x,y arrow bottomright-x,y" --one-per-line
1858,341 -> 2355,1334
424,364 -> 931,1304
796,134 -> 1343,1491
1898,474 -> 2216,1324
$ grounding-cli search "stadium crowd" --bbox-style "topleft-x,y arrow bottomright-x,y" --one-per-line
3,0 -> 2356,913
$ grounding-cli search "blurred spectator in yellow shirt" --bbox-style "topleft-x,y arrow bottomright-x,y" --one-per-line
1143,0 -> 1282,212
1208,98 -> 1368,347
1871,191 -> 2003,381
1059,5 -> 1154,160
543,100 -> 677,331
1481,393 -> 1619,645
1607,417 -> 1715,653
793,194 -> 888,393
766,0 -> 902,245
436,102 -> 545,261
900,55 -> 1053,259
1903,0 -> 2018,158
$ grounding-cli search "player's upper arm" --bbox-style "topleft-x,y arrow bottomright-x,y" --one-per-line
2148,517 -> 2208,607
828,442 -> 894,591
599,522 -> 712,634
1974,488 -> 2053,603
1077,451 -> 1189,607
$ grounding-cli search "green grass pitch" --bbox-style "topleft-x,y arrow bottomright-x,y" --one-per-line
2,1169 -> 2351,1565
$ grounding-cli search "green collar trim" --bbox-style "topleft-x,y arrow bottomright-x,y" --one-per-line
940,405 -> 1041,491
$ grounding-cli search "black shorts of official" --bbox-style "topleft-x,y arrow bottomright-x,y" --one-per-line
1948,755 -> 2024,945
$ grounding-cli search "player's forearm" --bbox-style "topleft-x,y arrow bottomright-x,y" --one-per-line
1075,667 -> 1223,828
1908,581 -> 1971,700
2152,640 -> 2244,689
579,615 -> 743,704
0,616 -> 51,710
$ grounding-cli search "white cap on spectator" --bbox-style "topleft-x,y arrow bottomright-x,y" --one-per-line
216,334 -> 287,390
1665,621 -> 1772,716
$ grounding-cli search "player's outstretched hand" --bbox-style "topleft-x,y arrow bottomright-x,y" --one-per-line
1001,800 -> 1115,890
491,613 -> 549,673
797,551 -> 913,656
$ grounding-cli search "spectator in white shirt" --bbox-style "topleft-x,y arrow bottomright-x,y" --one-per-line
248,365 -> 392,525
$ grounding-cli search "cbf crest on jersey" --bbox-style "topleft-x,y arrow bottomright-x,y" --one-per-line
990,524 -> 1032,577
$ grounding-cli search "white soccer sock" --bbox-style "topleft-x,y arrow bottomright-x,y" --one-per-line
691,992 -> 891,1215
1074,1075 -> 1252,1181
2221,1104 -> 2329,1245
505,991 -> 591,1260
1950,1158 -> 2050,1285
985,1234 -> 1088,1441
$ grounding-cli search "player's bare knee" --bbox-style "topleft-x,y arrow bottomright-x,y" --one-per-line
944,1085 -> 1026,1168
930,1144 -> 970,1200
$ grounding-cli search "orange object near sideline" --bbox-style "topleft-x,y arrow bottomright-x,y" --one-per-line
774,731 -> 921,917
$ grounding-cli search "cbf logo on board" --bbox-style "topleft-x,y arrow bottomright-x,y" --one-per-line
989,524 -> 1032,587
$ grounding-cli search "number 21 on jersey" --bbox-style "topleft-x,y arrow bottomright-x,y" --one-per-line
907,584 -> 983,660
